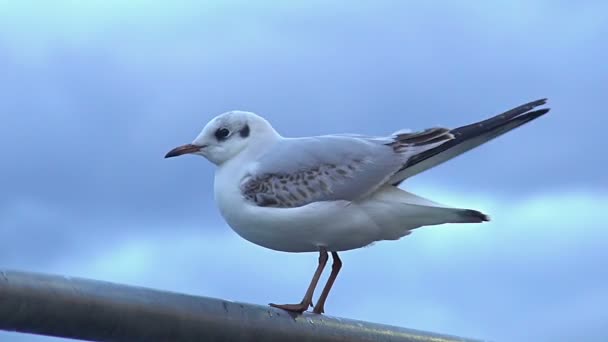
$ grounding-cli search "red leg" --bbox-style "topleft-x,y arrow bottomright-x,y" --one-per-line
313,251 -> 342,314
270,248 -> 328,313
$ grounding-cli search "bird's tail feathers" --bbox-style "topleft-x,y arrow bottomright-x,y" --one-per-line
448,209 -> 490,223
363,186 -> 490,240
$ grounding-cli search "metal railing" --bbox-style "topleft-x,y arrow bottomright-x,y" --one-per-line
0,270 -> 482,341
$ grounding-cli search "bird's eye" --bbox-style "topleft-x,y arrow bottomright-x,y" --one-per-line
215,128 -> 231,140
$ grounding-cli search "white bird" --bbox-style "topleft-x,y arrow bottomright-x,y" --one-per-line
165,99 -> 549,314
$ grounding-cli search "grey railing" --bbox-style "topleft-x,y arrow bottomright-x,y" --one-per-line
0,270 -> 482,341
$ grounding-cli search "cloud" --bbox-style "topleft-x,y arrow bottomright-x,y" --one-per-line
3,190 -> 605,341
1,1 -> 606,341
2,0 -> 605,234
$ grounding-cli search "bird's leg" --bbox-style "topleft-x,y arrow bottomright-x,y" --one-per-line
270,247 -> 328,313
313,251 -> 342,314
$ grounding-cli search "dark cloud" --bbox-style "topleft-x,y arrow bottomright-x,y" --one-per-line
0,1 -> 606,341
3,192 -> 607,342
1,1 -> 605,224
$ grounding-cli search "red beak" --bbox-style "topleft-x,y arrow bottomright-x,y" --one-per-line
164,144 -> 204,158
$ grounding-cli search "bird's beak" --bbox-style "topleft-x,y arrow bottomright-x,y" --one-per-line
164,144 -> 205,158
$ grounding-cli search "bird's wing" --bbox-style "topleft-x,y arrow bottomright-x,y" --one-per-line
241,130 -> 453,208
389,98 -> 550,184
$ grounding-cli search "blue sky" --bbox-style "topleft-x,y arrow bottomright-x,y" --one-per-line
1,1 -> 606,341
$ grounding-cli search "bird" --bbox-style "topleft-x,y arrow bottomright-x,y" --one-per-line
165,98 -> 549,314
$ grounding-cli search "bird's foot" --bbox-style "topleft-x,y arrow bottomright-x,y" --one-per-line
269,301 -> 311,313
312,304 -> 325,314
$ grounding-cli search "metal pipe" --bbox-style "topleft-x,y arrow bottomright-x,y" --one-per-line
0,270 -> 482,342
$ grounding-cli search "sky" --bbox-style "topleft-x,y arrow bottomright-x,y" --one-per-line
1,1 -> 607,341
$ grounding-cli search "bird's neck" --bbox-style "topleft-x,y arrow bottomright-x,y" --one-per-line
216,135 -> 280,182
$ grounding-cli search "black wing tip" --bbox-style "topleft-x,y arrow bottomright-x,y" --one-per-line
521,98 -> 548,110
531,98 -> 548,106
532,107 -> 551,116
520,108 -> 551,122
454,98 -> 550,134
524,98 -> 551,114
391,98 -> 551,185
526,98 -> 550,112
509,97 -> 549,115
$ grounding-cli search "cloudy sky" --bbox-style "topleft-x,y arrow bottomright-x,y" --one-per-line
1,1 -> 606,341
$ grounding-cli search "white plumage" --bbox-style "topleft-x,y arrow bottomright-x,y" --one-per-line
165,99 -> 549,313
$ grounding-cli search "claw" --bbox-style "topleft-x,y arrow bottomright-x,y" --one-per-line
312,305 -> 324,314
269,302 -> 310,313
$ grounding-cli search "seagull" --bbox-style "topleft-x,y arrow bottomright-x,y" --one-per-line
165,99 -> 549,314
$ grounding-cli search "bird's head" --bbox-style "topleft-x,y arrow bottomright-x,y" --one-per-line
165,110 -> 279,165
